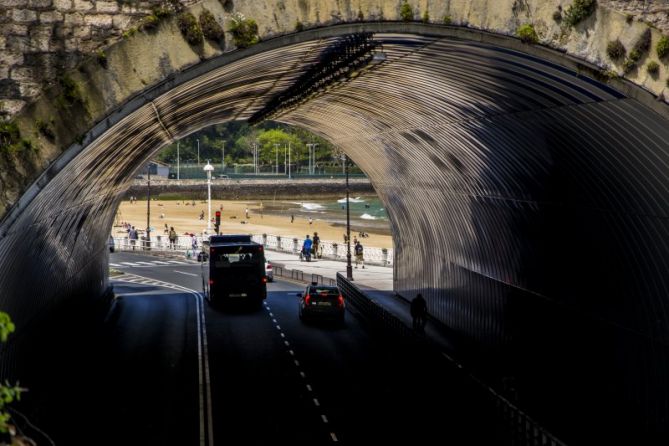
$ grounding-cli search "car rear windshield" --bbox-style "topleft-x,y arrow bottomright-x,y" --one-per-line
309,287 -> 340,296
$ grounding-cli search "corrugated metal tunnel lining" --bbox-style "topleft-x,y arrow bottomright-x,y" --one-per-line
1,26 -> 669,442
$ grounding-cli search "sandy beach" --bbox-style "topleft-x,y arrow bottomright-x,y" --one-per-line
114,199 -> 393,249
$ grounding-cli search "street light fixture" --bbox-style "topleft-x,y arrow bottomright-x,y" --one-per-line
204,160 -> 214,232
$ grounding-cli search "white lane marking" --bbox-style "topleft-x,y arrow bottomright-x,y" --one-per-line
121,262 -> 139,266
294,360 -> 300,367
280,333 -> 285,338
276,324 -> 281,330
330,432 -> 338,442
198,293 -> 215,445
300,371 -> 306,378
306,384 -> 312,392
288,350 -> 295,356
321,415 -> 328,423
152,261 -> 171,264
167,260 -> 188,264
136,261 -> 156,265
109,263 -> 121,267
272,318 -> 277,323
284,341 -> 290,347
173,270 -> 199,277
313,398 -> 320,407
269,312 -> 274,317
115,274 -> 213,446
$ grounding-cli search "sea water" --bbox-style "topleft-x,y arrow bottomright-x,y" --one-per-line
265,196 -> 390,235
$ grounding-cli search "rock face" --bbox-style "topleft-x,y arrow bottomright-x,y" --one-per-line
0,0 -> 178,118
0,0 -> 667,119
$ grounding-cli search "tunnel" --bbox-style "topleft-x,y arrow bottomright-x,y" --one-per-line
1,23 -> 669,443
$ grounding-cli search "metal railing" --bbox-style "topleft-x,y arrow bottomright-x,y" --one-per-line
253,233 -> 392,266
112,233 -> 392,266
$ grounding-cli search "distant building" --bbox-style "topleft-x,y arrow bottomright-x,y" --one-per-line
147,161 -> 170,178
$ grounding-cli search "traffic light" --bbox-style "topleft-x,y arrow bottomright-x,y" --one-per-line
215,211 -> 221,234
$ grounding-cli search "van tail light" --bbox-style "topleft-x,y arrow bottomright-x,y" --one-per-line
337,295 -> 344,307
305,295 -> 311,305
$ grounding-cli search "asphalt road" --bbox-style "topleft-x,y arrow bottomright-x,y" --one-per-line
36,252 -> 485,445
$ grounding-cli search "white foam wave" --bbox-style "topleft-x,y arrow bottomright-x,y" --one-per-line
360,213 -> 377,220
301,202 -> 324,210
337,197 -> 365,203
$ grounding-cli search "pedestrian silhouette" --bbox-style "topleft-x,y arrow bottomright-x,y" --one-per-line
410,293 -> 428,332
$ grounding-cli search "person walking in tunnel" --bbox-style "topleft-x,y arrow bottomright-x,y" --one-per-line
410,293 -> 428,332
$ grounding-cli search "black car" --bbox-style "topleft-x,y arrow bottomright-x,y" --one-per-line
297,283 -> 345,324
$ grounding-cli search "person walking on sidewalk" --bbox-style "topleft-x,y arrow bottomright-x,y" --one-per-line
354,240 -> 365,269
410,293 -> 428,332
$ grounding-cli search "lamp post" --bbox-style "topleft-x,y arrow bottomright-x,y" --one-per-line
345,155 -> 353,279
177,141 -> 180,180
221,139 -> 225,172
146,162 -> 151,251
197,139 -> 200,167
274,143 -> 280,174
204,160 -> 214,232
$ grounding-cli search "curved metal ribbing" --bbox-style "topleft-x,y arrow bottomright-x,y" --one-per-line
1,27 -> 668,442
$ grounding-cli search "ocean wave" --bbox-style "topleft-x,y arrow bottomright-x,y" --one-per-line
300,202 -> 324,210
360,213 -> 377,220
337,197 -> 365,203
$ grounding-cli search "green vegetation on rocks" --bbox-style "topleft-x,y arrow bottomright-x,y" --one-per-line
422,10 -> 429,23
563,0 -> 596,27
443,15 -> 452,25
199,9 -> 225,44
229,13 -> 259,48
35,118 -> 55,141
56,75 -> 85,110
517,24 -> 538,44
657,35 -> 669,59
96,49 -> 107,68
295,21 -> 304,32
647,61 -> 660,76
178,12 -> 204,46
606,39 -> 626,60
400,1 -> 413,22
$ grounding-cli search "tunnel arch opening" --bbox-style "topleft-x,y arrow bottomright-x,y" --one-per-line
2,22 -> 669,443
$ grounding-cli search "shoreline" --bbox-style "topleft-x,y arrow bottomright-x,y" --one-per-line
114,195 -> 393,249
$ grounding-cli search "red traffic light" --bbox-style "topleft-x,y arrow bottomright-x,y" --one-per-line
215,211 -> 221,217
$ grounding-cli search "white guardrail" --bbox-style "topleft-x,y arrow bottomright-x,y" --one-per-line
111,233 -> 393,266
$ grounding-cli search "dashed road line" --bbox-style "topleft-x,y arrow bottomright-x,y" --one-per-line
306,384 -> 312,392
330,433 -> 338,442
321,415 -> 328,423
313,398 -> 320,407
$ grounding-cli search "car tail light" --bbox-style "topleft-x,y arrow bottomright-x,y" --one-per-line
337,294 -> 344,307
210,248 -> 216,255
209,279 -> 214,285
266,263 -> 272,269
305,295 -> 311,305
262,277 -> 267,283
